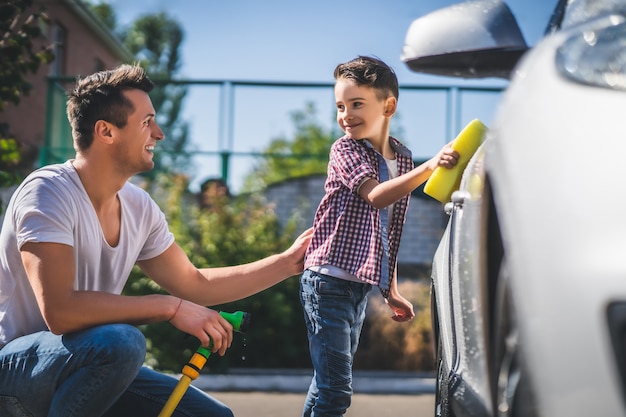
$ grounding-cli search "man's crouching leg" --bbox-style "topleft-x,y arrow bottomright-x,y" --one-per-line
49,324 -> 147,417
0,324 -> 146,417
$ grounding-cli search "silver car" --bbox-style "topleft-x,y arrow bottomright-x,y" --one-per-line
402,1 -> 626,416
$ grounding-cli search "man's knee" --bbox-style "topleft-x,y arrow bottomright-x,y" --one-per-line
99,324 -> 146,366
67,324 -> 146,370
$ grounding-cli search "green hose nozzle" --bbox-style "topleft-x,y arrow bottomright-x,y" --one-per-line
221,310 -> 251,333
158,311 -> 251,417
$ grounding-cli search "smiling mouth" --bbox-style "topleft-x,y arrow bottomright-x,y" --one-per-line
146,145 -> 155,152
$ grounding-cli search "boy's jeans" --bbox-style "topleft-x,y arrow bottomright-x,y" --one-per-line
299,269 -> 371,417
0,324 -> 233,417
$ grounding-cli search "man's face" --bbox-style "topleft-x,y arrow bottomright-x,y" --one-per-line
113,89 -> 164,174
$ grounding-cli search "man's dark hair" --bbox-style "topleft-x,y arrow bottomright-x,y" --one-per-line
333,55 -> 399,101
66,64 -> 154,151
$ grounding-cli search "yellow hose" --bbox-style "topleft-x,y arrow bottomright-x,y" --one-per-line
157,375 -> 193,417
157,312 -> 250,416
158,350 -> 209,417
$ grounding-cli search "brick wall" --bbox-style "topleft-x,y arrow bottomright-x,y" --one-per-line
0,0 -> 129,167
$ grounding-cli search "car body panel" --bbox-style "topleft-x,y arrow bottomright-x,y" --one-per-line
401,0 -> 528,78
433,143 -> 492,416
407,0 -> 626,416
488,24 -> 626,415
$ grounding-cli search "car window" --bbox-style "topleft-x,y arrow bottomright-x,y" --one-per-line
562,0 -> 626,28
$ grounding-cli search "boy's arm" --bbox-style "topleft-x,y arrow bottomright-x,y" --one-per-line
385,268 -> 415,322
358,144 -> 459,209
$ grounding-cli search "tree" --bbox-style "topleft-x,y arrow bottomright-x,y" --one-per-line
242,101 -> 407,192
242,101 -> 338,192
89,2 -> 191,176
0,0 -> 54,200
354,280 -> 435,371
0,0 -> 54,112
123,173 -> 308,372
122,13 -> 191,176
88,2 -> 116,31
0,138 -> 21,189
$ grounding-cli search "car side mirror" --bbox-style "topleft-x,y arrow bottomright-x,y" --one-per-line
401,0 -> 528,79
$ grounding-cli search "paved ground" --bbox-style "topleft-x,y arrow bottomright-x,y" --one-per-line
207,391 -> 436,417
191,369 -> 436,416
193,369 -> 435,394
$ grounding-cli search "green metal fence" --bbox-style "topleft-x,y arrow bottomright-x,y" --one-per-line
42,77 -> 504,189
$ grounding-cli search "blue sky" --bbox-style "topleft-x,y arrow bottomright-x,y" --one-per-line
108,0 -> 556,192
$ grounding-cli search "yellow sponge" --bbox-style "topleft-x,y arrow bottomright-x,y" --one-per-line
424,119 -> 487,203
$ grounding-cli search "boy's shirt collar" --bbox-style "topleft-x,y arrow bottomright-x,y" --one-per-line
359,136 -> 412,159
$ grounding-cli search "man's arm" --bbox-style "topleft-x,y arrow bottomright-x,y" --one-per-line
21,241 -> 234,353
139,227 -> 313,305
20,227 -> 311,353
136,226 -> 312,349
21,241 -> 178,332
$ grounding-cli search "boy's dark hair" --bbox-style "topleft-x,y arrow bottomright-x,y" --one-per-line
333,55 -> 399,101
66,64 -> 154,151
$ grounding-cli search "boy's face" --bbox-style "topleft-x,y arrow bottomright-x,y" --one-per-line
334,79 -> 395,142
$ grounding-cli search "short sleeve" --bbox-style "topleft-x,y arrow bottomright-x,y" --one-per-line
14,177 -> 76,249
329,138 -> 377,194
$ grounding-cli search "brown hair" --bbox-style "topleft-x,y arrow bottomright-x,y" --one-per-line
66,64 -> 154,151
333,55 -> 399,101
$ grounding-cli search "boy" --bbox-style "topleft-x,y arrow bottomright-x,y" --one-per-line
300,55 -> 458,417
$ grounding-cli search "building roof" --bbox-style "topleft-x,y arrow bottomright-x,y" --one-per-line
62,0 -> 133,62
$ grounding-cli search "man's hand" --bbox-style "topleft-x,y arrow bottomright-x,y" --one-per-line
282,227 -> 313,275
168,301 -> 234,356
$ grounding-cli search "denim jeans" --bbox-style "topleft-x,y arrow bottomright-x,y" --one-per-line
299,269 -> 372,417
0,324 -> 233,417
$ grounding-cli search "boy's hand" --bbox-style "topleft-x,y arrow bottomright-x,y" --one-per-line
426,144 -> 459,171
385,294 -> 415,322
436,144 -> 459,169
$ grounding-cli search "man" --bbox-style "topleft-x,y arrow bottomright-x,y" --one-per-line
0,64 -> 312,417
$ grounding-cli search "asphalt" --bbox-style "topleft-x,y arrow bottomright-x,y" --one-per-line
192,370 -> 436,417
207,391 -> 436,417
192,368 -> 436,395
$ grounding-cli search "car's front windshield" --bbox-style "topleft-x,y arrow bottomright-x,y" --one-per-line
562,0 -> 626,29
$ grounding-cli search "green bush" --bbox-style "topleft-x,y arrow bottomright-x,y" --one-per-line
125,173 -> 435,373
355,280 -> 435,372
123,173 -> 309,372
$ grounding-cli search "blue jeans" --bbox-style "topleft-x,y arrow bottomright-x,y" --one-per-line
0,324 -> 233,417
299,269 -> 371,417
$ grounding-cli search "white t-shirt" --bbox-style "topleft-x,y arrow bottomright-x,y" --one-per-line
0,161 -> 174,347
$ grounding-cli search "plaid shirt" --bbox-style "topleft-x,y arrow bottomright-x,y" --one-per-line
305,136 -> 414,288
